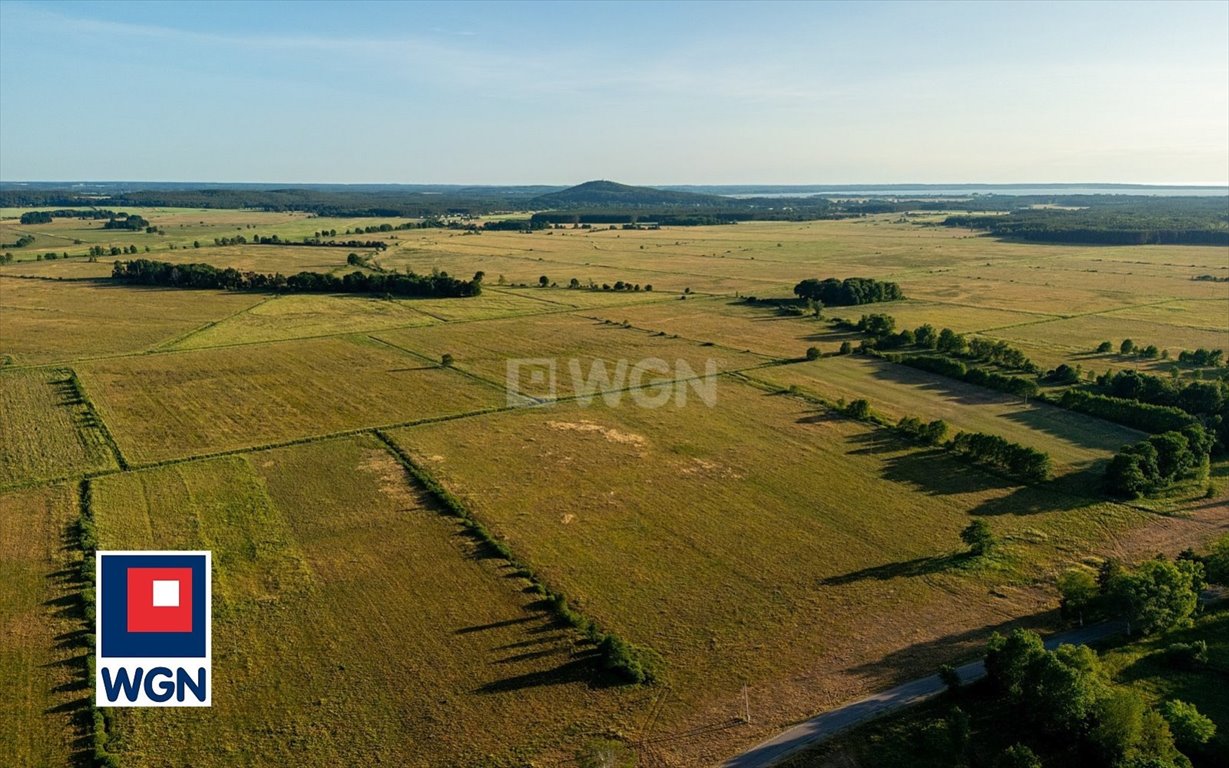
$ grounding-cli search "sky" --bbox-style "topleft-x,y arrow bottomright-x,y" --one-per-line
1,0 -> 1226,185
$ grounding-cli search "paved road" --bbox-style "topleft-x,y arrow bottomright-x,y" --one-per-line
721,620 -> 1126,768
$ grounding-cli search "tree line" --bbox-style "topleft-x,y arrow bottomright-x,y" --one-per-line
110,259 -> 481,298
19,208 -> 119,224
944,196 -> 1229,246
840,397 -> 1051,484
102,214 -> 150,230
894,354 -> 1041,400
1059,390 -> 1196,435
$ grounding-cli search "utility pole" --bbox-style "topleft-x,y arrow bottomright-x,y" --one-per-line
742,684 -> 751,724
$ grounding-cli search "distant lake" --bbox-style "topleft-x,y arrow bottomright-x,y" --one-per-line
712,185 -> 1229,199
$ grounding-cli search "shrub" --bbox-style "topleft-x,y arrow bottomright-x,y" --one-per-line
1159,699 -> 1216,749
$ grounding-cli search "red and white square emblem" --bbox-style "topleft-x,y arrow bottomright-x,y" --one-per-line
126,567 -> 193,633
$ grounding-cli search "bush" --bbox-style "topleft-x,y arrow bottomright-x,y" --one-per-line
1159,699 -> 1216,749
995,744 -> 1042,768
1160,640 -> 1207,670
805,346 -> 820,361
845,399 -> 872,420
961,520 -> 995,556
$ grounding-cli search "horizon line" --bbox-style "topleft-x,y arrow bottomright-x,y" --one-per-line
2,180 -> 1228,189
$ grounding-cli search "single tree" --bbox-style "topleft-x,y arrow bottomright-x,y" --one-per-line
1159,699 -> 1216,750
1057,568 -> 1099,625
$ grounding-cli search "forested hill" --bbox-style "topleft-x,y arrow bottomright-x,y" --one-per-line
944,196 -> 1229,245
529,180 -> 727,208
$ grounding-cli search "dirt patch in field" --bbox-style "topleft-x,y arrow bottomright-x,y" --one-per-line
358,450 -> 417,510
546,419 -> 647,446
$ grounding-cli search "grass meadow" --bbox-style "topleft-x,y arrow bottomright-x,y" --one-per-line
0,484 -> 84,767
0,368 -> 118,486
386,378 -> 1152,764
78,336 -> 505,463
92,438 -> 640,767
0,209 -> 1224,766
753,355 -> 1144,476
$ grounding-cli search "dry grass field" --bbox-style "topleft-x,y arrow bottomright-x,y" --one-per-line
386,378 -> 1153,763
0,368 -> 118,486
374,311 -> 770,398
0,277 -> 261,365
752,355 -> 1143,475
78,336 -> 504,463
0,208 -> 1224,766
92,439 -> 640,767
0,484 -> 84,767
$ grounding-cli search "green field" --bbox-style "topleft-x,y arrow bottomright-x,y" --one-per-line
92,439 -> 639,766
373,312 -> 769,398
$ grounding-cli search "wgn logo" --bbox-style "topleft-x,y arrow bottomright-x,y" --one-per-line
96,551 -> 212,707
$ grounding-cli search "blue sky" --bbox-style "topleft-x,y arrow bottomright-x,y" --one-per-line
1,0 -> 1226,184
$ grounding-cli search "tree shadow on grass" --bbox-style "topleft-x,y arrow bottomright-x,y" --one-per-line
475,648 -> 627,694
818,552 -> 973,587
998,407 -> 1137,454
866,360 -> 1009,406
843,610 -> 1060,690
848,432 -> 1018,496
968,482 -> 1101,517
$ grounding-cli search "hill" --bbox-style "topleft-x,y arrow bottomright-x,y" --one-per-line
530,179 -> 727,208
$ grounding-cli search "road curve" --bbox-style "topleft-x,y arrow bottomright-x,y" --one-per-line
721,620 -> 1126,768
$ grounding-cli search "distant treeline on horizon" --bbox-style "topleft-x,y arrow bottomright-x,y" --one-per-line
2,181 -> 1225,245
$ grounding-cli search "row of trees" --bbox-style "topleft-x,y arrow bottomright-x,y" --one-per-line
1093,370 -> 1225,416
847,313 -> 1037,372
949,431 -> 1051,482
896,354 -> 1041,399
1104,424 -> 1212,498
1060,390 -> 1196,435
1178,348 -> 1225,367
793,276 -> 905,306
19,208 -> 119,224
237,233 -> 390,250
110,259 -> 481,298
2,234 -> 35,248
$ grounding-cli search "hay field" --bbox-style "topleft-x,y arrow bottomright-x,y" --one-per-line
92,440 -> 639,767
0,277 -> 261,365
373,312 -> 770,398
0,484 -> 83,767
752,355 -> 1143,474
0,368 -> 118,486
78,336 -> 504,463
386,378 -> 1146,763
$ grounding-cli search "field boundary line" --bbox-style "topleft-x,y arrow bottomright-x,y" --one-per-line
148,293 -> 278,351
372,429 -> 663,685
64,367 -> 130,471
365,334 -> 523,397
974,297 -> 1188,333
